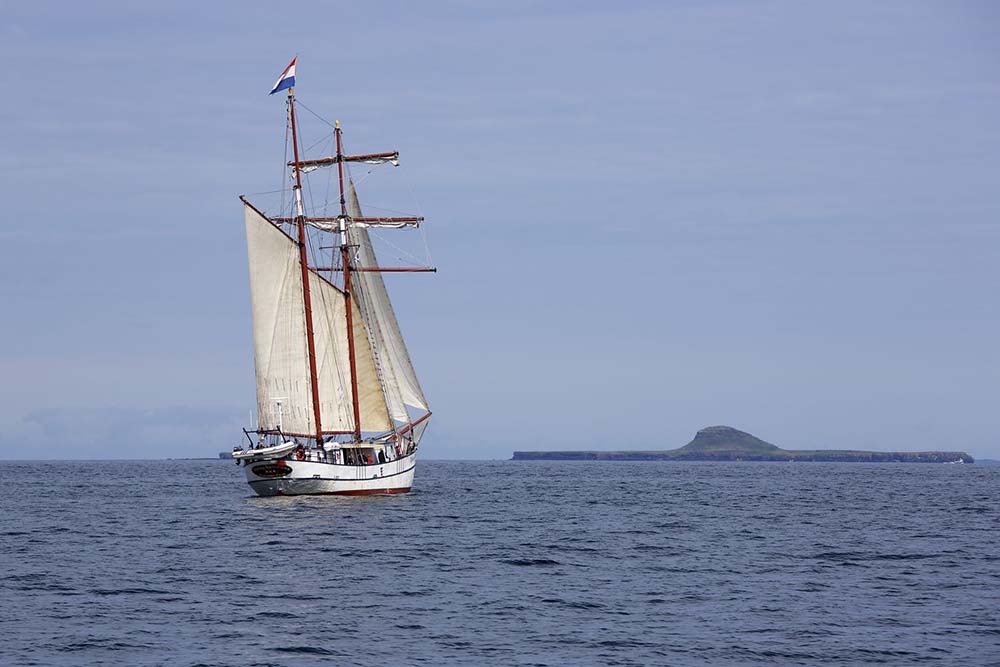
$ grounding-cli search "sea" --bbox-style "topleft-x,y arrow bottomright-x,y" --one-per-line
0,460 -> 997,666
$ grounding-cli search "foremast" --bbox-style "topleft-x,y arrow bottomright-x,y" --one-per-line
286,87 -> 324,445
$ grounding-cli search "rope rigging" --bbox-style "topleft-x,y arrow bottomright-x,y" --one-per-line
269,93 -> 432,441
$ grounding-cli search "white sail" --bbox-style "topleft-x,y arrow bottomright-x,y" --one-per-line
244,204 -> 392,435
346,183 -> 430,430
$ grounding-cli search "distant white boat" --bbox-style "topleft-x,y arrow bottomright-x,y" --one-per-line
230,60 -> 433,497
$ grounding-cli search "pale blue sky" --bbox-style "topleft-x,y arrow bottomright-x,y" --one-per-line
1,1 -> 998,459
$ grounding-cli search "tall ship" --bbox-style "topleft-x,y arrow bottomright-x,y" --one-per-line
231,58 -> 433,496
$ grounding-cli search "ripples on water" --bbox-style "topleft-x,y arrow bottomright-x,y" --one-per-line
0,460 -> 998,665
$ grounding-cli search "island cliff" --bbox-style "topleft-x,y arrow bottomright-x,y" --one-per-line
512,426 -> 974,463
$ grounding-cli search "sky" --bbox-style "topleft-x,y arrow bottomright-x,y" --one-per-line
0,1 -> 998,460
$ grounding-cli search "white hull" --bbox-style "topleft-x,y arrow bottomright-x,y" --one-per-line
242,452 -> 417,497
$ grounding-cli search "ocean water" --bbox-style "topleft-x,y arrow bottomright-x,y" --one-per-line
0,460 -> 998,666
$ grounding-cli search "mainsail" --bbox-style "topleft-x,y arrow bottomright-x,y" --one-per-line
244,203 -> 392,435
346,182 -> 430,430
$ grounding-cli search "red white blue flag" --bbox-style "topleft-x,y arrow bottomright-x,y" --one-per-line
269,57 -> 297,95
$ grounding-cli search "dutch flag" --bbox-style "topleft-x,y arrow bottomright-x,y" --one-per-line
269,57 -> 297,95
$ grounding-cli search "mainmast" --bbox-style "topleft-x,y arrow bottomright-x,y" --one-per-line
287,87 -> 325,445
335,120 -> 364,443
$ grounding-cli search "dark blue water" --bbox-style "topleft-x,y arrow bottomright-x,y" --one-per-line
1,460 -> 997,666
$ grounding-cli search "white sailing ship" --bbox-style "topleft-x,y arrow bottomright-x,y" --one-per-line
231,59 -> 433,496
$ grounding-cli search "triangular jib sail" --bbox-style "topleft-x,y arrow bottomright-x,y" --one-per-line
346,182 -> 430,425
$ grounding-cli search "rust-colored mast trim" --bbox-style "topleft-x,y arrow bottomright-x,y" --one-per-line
288,88 -> 325,446
271,216 -> 423,225
336,121 -> 363,442
396,411 -> 432,438
314,266 -> 437,273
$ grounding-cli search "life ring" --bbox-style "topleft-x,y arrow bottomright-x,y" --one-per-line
295,448 -> 306,461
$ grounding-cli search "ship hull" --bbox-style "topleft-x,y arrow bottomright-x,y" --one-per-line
242,452 -> 417,497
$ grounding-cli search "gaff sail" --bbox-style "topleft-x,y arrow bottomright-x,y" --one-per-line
244,203 -> 392,434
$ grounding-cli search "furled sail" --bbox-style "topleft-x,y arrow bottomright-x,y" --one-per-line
346,182 -> 430,432
244,203 -> 392,435
294,152 -> 400,174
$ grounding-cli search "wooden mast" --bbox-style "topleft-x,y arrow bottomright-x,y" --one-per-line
287,87 -> 325,446
335,120 -> 364,443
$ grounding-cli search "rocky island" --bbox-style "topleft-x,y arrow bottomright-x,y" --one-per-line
512,426 -> 974,463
